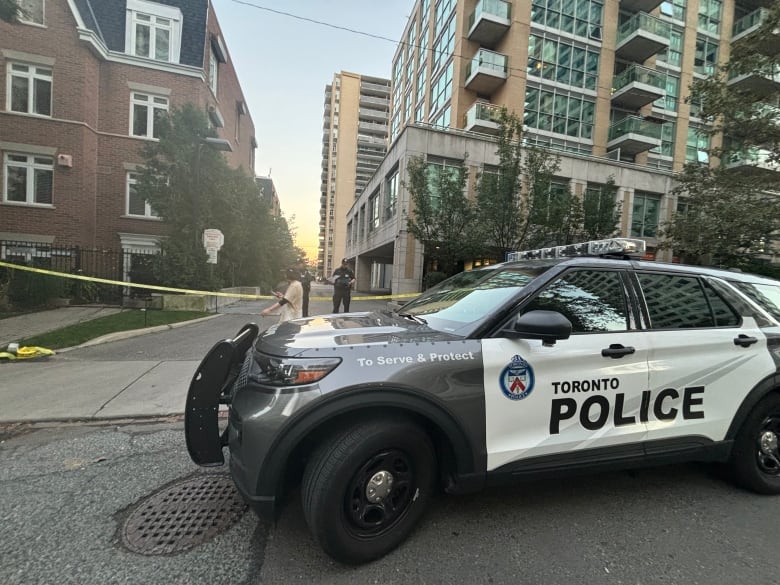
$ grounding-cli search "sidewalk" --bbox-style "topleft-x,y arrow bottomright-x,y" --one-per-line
0,288 -> 396,424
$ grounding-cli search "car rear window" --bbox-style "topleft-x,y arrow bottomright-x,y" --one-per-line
731,282 -> 780,321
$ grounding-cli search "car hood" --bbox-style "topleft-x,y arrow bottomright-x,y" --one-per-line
254,311 -> 461,356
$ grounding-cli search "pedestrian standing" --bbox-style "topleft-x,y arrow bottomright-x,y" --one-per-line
331,258 -> 355,313
296,258 -> 313,317
261,268 -> 303,323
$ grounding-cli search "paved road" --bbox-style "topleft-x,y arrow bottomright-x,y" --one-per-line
2,421 -> 779,585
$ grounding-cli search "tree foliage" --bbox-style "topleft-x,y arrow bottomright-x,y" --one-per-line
405,155 -> 481,276
0,0 -> 20,22
135,103 -> 296,291
663,3 -> 780,267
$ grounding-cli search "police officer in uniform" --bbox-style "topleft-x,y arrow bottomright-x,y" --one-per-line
296,258 -> 313,317
331,258 -> 355,313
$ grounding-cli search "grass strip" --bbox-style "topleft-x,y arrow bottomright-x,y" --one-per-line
17,310 -> 209,349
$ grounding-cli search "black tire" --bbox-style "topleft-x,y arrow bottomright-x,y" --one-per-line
301,416 -> 436,564
730,393 -> 780,494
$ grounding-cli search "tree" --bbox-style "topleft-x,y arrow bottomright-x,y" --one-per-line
663,2 -> 780,267
405,155 -> 481,277
581,177 -> 621,241
135,103 -> 296,291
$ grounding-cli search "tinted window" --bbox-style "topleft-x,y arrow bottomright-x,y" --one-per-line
638,273 -> 738,329
523,269 -> 629,333
732,281 -> 780,321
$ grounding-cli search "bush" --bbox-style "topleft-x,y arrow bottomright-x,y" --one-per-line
423,271 -> 447,290
7,269 -> 66,309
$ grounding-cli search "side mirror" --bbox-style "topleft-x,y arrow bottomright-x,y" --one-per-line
503,310 -> 572,346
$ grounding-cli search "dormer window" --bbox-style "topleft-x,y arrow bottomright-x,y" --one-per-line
125,0 -> 182,63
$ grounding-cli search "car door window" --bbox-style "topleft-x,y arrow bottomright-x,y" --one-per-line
638,273 -> 739,329
522,269 -> 629,333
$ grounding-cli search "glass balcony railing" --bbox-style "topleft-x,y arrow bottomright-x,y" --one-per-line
617,12 -> 671,45
466,49 -> 508,77
608,116 -> 664,141
733,8 -> 768,38
612,64 -> 666,92
468,0 -> 511,29
465,102 -> 501,127
728,63 -> 780,81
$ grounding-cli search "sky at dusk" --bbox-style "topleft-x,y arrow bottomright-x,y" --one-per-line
212,0 -> 412,261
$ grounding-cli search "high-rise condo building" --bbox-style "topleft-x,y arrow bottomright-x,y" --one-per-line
345,0 -> 776,294
318,72 -> 391,279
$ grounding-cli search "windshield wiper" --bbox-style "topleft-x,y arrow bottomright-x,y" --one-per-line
398,312 -> 427,325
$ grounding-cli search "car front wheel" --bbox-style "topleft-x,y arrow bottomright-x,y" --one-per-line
301,416 -> 436,564
731,393 -> 780,494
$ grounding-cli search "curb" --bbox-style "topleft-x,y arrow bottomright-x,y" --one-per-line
59,314 -> 224,352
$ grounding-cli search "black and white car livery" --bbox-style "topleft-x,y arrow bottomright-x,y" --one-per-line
184,238 -> 780,565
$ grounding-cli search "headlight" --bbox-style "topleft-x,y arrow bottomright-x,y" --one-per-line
254,355 -> 342,386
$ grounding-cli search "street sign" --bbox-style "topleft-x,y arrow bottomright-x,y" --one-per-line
206,248 -> 219,264
202,228 -> 224,250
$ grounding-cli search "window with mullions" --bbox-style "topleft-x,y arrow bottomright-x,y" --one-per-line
686,125 -> 710,162
531,0 -> 603,39
421,0 -> 430,27
527,35 -> 599,90
404,89 -> 413,122
653,71 -> 679,112
18,0 -> 44,25
630,191 -> 661,238
406,21 -> 416,64
126,172 -> 159,218
434,0 -> 456,36
429,61 -> 453,117
3,153 -> 53,205
126,0 -> 182,63
659,0 -> 685,21
431,105 -> 451,128
431,17 -> 455,76
657,26 -> 683,68
130,92 -> 168,139
416,63 -> 427,104
368,190 -> 380,232
698,0 -> 721,35
385,169 -> 398,219
425,158 -> 463,210
650,119 -> 676,157
694,36 -> 718,76
524,87 -> 595,140
8,62 -> 52,116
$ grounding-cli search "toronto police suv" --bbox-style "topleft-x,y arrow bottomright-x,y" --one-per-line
184,238 -> 780,565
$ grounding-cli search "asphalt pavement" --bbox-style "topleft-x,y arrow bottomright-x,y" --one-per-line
0,284 -> 393,423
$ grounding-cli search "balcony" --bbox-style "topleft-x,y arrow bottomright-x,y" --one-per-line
359,107 -> 389,123
725,147 -> 779,173
616,13 -> 670,62
465,49 -> 508,94
358,121 -> 389,136
733,9 -> 778,55
357,133 -> 387,146
620,0 -> 663,13
361,81 -> 391,97
728,64 -> 780,96
467,0 -> 511,48
360,94 -> 390,108
322,129 -> 330,143
464,102 -> 501,134
611,65 -> 666,110
607,116 -> 663,155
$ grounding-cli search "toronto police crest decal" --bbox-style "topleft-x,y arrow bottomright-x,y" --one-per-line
500,355 -> 535,400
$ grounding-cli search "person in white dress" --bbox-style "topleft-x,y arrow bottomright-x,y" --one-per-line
261,268 -> 303,323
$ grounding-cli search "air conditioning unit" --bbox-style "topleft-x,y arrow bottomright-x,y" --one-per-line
57,154 -> 73,167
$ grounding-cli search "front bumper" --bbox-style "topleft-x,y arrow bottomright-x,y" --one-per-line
184,323 -> 259,466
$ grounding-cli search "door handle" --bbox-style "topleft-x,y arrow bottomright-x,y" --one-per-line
601,344 -> 635,358
734,334 -> 758,348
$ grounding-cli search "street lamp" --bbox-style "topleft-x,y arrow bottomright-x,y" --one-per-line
201,136 -> 233,152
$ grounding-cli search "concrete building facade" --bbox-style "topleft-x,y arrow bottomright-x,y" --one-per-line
345,0 -> 777,294
318,72 -> 390,279
0,0 -> 257,262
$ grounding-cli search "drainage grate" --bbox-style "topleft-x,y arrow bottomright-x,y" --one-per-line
120,474 -> 247,555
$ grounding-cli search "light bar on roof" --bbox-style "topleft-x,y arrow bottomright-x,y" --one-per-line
506,238 -> 646,261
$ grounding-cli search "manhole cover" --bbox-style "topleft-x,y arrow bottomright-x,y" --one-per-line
120,474 -> 247,555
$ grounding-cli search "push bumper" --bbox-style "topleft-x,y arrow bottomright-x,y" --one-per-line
184,323 -> 259,466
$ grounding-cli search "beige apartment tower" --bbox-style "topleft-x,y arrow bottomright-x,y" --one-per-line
344,0 -> 776,294
318,72 -> 391,278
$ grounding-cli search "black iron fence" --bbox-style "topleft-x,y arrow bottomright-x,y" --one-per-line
0,240 -> 159,305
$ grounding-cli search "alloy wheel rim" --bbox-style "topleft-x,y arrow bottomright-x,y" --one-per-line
756,415 -> 780,476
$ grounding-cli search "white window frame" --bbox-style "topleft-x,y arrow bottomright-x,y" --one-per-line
6,62 -> 52,117
3,152 -> 54,206
125,0 -> 182,63
208,50 -> 219,95
18,0 -> 45,25
130,91 -> 169,139
126,171 -> 159,219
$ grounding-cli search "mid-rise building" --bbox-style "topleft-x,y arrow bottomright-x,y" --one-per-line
0,0 -> 257,264
318,72 -> 390,279
255,176 -> 281,217
345,0 -> 777,294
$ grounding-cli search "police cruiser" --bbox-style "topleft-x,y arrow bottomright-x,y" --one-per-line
184,238 -> 780,564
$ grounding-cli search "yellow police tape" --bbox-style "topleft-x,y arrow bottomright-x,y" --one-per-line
0,261 -> 419,302
0,346 -> 55,360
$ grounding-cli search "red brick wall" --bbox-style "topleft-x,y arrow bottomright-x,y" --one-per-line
0,0 -> 257,251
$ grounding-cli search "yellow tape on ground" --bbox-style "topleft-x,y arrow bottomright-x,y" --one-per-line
0,261 -> 419,302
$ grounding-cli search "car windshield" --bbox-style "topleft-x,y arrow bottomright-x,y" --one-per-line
732,281 -> 780,321
398,265 -> 550,334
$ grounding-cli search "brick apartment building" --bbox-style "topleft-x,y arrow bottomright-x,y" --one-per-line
0,0 -> 257,267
